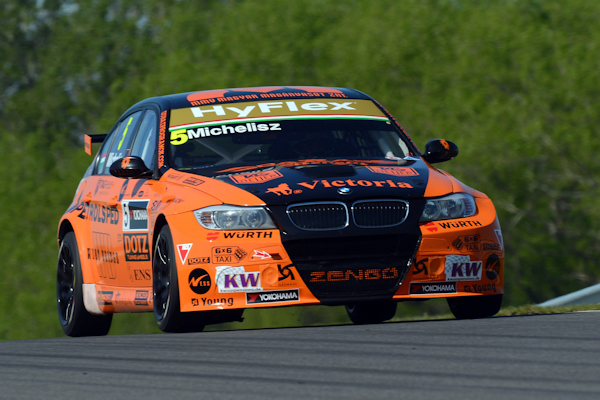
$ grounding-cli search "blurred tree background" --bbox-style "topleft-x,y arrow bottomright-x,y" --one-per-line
1,0 -> 600,340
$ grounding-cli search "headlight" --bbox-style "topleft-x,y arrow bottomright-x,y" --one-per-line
420,193 -> 476,222
194,205 -> 277,230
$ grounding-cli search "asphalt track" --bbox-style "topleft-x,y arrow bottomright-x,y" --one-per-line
1,312 -> 600,399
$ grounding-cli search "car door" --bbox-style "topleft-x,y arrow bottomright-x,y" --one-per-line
117,109 -> 159,286
89,110 -> 143,287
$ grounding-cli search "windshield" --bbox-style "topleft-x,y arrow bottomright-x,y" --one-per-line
167,99 -> 413,171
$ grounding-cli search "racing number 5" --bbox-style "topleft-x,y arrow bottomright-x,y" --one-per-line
170,129 -> 188,145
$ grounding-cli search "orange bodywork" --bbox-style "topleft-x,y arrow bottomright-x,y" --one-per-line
59,165 -> 503,315
57,86 -> 504,321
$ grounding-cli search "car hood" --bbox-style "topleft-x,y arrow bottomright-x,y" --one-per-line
183,158 -> 454,206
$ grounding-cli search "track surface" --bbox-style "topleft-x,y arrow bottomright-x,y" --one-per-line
1,312 -> 600,399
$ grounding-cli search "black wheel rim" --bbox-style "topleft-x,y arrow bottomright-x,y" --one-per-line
57,242 -> 75,325
153,234 -> 170,320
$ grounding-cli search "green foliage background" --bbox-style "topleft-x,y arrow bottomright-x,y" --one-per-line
1,0 -> 599,340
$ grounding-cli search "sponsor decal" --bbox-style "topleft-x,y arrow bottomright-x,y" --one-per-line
133,269 -> 151,280
444,255 -> 482,281
278,263 -> 296,281
98,291 -> 114,305
366,166 -> 419,176
94,179 -> 115,195
265,179 -> 413,196
221,231 -> 273,239
171,123 -> 282,144
485,253 -> 501,280
166,173 -> 182,181
177,243 -> 193,264
310,267 -> 398,283
437,220 -> 482,229
192,297 -> 234,307
252,250 -> 272,260
422,222 -> 438,232
158,110 -> 167,169
217,159 -> 402,174
186,86 -> 347,105
464,283 -> 498,293
121,200 -> 150,231
212,247 -> 247,264
266,183 -> 293,196
230,170 -> 284,185
483,243 -> 501,251
169,99 -> 386,130
410,281 -> 457,295
76,202 -> 119,225
452,234 -> 480,252
89,232 -> 118,279
297,179 -> 413,189
118,180 -> 129,201
215,266 -> 262,293
413,258 -> 428,275
189,257 -> 210,265
123,233 -> 150,262
495,229 -> 504,250
134,290 -> 149,306
206,232 -> 220,241
246,289 -> 300,305
182,177 -> 204,186
188,268 -> 211,294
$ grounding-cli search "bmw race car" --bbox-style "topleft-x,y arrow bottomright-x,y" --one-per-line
57,86 -> 504,336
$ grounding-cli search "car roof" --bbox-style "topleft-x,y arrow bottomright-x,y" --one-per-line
124,86 -> 374,114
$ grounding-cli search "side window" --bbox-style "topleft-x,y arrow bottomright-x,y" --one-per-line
101,111 -> 143,174
130,110 -> 158,171
95,127 -> 118,175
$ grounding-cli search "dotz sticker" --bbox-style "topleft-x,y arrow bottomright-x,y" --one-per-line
188,268 -> 211,294
123,233 -> 150,262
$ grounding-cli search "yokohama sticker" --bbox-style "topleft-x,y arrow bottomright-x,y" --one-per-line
410,281 -> 457,295
246,289 -> 300,304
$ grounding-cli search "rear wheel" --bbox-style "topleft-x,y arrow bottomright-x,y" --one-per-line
153,225 -> 205,333
447,294 -> 502,319
345,301 -> 397,325
56,232 -> 112,337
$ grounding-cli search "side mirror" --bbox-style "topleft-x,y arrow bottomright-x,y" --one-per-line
110,156 -> 151,178
422,139 -> 459,164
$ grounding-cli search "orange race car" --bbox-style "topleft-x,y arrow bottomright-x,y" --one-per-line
56,86 -> 504,336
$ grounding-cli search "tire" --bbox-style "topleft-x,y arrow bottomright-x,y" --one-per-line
447,294 -> 502,319
345,301 -> 397,325
153,225 -> 205,333
56,232 -> 112,337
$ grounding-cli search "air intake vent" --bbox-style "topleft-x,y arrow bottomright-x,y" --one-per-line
287,202 -> 348,230
352,200 -> 409,228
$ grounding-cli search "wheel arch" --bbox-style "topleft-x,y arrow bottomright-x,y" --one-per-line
57,217 -> 95,284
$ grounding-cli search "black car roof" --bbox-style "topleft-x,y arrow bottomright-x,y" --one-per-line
125,86 -> 374,114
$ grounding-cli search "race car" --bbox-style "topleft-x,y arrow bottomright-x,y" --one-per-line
56,86 -> 504,336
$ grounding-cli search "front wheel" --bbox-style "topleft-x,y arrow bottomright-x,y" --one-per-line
447,294 -> 502,319
345,301 -> 397,325
56,232 -> 112,337
153,225 -> 205,333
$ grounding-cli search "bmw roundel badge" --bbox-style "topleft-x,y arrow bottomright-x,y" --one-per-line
337,187 -> 352,195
